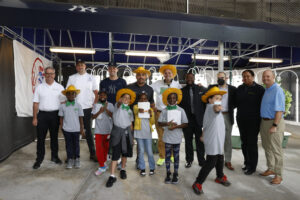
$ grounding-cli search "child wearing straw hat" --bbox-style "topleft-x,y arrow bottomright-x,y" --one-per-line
158,88 -> 188,184
106,88 -> 136,188
192,86 -> 231,195
58,85 -> 85,169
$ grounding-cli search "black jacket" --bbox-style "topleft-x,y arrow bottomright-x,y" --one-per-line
235,82 -> 265,120
179,84 -> 206,127
208,84 -> 237,125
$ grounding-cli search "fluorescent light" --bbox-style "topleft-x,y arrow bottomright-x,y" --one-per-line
249,57 -> 283,63
193,54 -> 229,61
49,46 -> 96,54
125,51 -> 169,57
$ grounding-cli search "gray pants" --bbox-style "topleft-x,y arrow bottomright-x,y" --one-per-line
223,113 -> 233,163
260,119 -> 285,177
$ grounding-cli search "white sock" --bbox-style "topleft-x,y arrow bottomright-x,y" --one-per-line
110,174 -> 115,177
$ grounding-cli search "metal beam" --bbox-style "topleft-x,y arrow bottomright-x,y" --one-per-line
67,30 -> 76,62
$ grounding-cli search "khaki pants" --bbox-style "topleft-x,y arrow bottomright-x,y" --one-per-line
260,119 -> 285,177
223,113 -> 233,163
155,111 -> 165,159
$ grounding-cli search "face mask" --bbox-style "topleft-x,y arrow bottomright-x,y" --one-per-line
214,101 -> 222,105
217,78 -> 225,85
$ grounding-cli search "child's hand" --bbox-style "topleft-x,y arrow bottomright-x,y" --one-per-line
80,129 -> 85,137
99,106 -> 105,113
138,109 -> 144,113
213,105 -> 222,112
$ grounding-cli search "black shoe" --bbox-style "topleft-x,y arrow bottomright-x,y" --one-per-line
164,172 -> 172,184
140,169 -> 146,176
120,170 -> 127,179
90,155 -> 98,162
51,157 -> 62,164
106,176 -> 117,188
33,161 -> 41,169
149,169 -> 155,176
244,169 -> 256,175
171,172 -> 179,184
185,161 -> 192,168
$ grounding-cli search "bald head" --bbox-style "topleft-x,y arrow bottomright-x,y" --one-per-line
262,69 -> 275,88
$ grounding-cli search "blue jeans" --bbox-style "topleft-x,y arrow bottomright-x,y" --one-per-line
136,138 -> 155,170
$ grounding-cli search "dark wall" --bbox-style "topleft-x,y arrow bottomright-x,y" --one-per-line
0,37 -> 36,162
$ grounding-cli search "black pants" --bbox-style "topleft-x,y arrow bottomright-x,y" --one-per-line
63,130 -> 80,159
183,117 -> 205,164
196,155 -> 224,184
237,118 -> 260,171
83,108 -> 95,156
36,111 -> 59,162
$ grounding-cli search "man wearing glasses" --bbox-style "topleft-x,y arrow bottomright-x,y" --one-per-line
32,67 -> 65,169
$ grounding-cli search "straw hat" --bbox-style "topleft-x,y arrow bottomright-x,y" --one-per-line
62,85 -> 80,96
133,66 -> 151,77
159,65 -> 177,78
162,88 -> 182,106
116,88 -> 136,105
201,86 -> 227,103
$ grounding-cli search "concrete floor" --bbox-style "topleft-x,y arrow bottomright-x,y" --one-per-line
1,135 -> 300,200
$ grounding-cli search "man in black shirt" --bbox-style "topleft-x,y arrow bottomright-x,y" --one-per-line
180,73 -> 206,167
236,69 -> 265,175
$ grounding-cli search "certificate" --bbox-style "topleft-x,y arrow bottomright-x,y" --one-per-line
138,102 -> 150,118
167,110 -> 181,125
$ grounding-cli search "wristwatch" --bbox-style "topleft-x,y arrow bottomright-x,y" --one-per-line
272,123 -> 278,127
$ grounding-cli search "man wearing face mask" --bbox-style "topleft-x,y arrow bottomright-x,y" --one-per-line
180,72 -> 206,168
208,72 -> 237,170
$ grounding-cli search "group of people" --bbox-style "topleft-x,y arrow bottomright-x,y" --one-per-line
32,60 -> 286,195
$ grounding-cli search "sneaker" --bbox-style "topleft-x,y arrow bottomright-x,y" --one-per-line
164,172 -> 172,184
74,158 -> 81,169
215,175 -> 231,186
185,162 -> 192,168
171,156 -> 174,163
171,172 -> 179,184
156,158 -> 165,166
106,176 -> 117,188
192,182 -> 203,195
33,161 -> 41,169
66,159 -> 74,169
95,166 -> 107,176
120,170 -> 127,179
149,169 -> 155,176
140,169 -> 146,177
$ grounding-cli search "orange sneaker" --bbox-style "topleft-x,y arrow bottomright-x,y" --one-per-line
215,175 -> 231,186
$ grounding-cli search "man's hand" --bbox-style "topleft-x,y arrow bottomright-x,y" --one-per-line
32,118 -> 38,126
269,126 -> 277,134
200,136 -> 204,142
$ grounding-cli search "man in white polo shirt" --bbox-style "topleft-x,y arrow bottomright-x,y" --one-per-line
67,60 -> 99,161
151,65 -> 181,166
32,66 -> 65,169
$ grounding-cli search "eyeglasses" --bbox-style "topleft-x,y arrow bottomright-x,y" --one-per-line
45,73 -> 55,75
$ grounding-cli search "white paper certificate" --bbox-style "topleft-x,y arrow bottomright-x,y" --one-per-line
138,102 -> 150,118
167,110 -> 181,125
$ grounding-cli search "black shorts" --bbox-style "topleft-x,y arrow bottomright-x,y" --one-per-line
111,135 -> 133,161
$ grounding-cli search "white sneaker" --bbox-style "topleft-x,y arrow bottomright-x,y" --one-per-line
95,166 -> 107,176
66,159 -> 73,169
74,158 -> 80,169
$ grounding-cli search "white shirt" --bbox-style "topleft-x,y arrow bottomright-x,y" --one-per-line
150,80 -> 182,111
67,73 -> 99,109
92,102 -> 114,134
219,86 -> 229,112
33,81 -> 65,111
